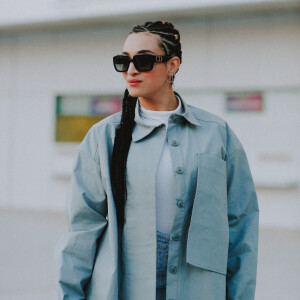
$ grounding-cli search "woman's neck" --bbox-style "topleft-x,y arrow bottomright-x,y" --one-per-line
138,90 -> 178,111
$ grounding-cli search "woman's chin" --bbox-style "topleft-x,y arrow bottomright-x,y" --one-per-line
127,88 -> 143,98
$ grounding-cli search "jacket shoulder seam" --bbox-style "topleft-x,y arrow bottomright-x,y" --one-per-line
194,117 -> 226,129
188,105 -> 226,129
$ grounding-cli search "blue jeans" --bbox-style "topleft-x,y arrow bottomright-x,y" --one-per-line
156,230 -> 170,300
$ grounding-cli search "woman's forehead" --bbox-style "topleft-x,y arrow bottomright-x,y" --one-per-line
122,32 -> 162,55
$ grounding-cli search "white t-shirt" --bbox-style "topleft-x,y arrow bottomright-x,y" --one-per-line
138,96 -> 183,234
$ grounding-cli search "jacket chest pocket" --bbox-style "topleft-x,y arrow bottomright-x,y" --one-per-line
186,153 -> 229,275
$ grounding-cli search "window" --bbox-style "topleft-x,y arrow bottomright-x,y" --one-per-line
55,94 -> 122,142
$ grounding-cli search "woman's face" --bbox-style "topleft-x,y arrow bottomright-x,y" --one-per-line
122,32 -> 174,98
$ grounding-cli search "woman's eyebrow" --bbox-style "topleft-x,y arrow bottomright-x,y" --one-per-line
122,50 -> 155,55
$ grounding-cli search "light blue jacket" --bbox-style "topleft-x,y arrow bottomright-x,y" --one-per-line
54,91 -> 259,300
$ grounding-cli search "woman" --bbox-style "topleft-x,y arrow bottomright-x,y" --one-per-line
54,21 -> 259,300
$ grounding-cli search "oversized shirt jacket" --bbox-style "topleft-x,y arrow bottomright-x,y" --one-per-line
54,91 -> 259,300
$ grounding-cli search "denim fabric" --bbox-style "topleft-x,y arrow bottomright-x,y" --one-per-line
156,230 -> 170,300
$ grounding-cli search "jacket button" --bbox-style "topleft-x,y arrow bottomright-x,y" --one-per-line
176,167 -> 183,174
177,200 -> 184,208
171,140 -> 179,146
172,234 -> 180,241
169,265 -> 178,274
172,115 -> 180,122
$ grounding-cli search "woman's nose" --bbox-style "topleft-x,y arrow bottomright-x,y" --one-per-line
127,61 -> 139,74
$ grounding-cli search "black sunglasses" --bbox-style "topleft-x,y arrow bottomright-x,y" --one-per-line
113,53 -> 173,72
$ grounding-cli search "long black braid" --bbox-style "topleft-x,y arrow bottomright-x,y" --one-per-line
110,20 -> 182,227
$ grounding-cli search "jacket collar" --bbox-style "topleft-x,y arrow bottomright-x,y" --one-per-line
132,91 -> 202,142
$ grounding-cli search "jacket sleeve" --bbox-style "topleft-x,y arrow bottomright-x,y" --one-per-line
225,129 -> 260,300
54,148 -> 108,300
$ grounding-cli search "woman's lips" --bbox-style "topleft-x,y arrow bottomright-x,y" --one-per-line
128,80 -> 142,86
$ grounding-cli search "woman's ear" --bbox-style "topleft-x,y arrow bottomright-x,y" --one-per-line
168,56 -> 180,74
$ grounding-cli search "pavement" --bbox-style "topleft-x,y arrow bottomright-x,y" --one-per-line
0,204 -> 299,300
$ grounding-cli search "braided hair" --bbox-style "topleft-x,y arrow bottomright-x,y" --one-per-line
110,21 -> 182,227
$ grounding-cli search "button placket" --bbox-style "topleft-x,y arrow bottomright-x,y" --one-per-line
176,199 -> 184,208
165,123 -> 186,300
176,167 -> 183,174
172,234 -> 180,241
171,140 -> 179,147
169,265 -> 178,274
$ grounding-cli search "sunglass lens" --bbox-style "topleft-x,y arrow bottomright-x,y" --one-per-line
113,56 -> 129,72
134,55 -> 154,71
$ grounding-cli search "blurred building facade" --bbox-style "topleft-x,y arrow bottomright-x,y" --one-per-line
0,1 -> 299,227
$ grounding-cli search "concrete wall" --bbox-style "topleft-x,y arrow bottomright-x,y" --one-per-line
0,12 -> 299,222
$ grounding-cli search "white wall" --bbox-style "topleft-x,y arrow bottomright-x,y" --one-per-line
1,0 -> 298,28
0,13 -> 299,218
177,13 -> 300,188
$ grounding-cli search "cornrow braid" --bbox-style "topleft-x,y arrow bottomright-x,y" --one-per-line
110,21 -> 182,227
132,21 -> 182,65
110,89 -> 137,226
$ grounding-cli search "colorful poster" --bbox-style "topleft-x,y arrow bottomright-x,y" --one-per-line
227,92 -> 263,111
